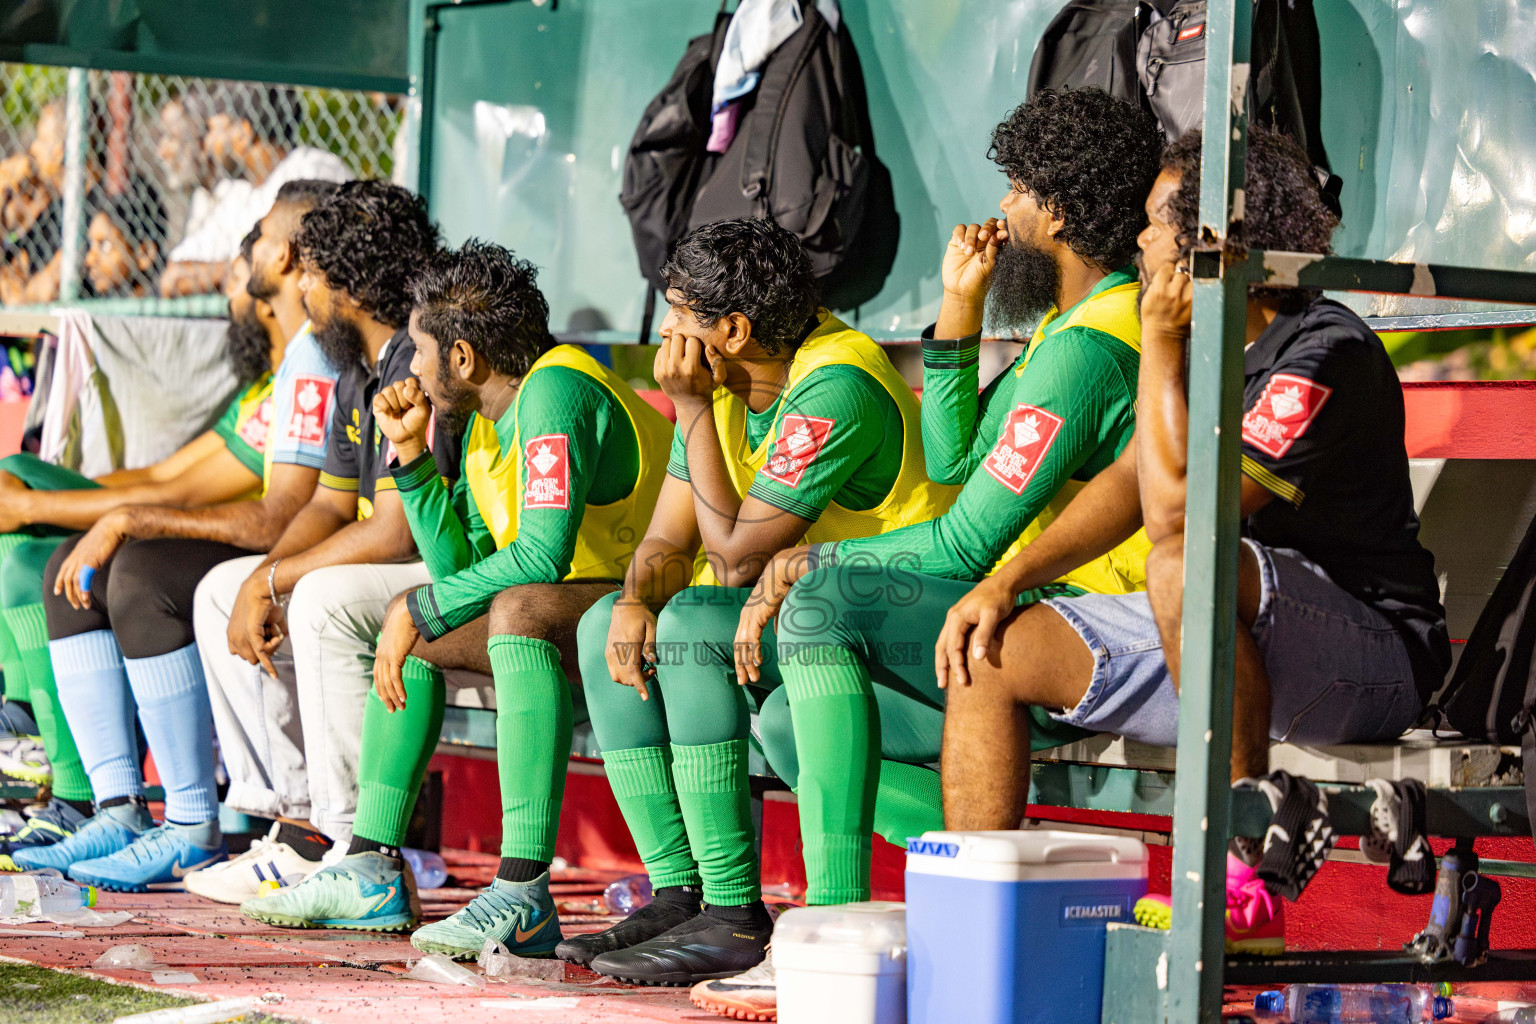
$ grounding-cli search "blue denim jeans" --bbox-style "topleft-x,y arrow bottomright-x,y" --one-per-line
1042,540 -> 1423,747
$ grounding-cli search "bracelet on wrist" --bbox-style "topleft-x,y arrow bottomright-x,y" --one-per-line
267,559 -> 289,609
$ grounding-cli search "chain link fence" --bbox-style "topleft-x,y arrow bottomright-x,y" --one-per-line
0,64 -> 404,313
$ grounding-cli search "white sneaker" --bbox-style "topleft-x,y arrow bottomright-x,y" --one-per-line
0,736 -> 50,786
690,946 -> 776,1021
182,826 -> 325,904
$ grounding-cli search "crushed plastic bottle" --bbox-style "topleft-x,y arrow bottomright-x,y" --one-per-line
603,874 -> 652,915
479,939 -> 565,983
93,944 -> 169,971
1254,984 -> 1451,1022
403,952 -> 487,988
0,875 -> 96,918
402,848 -> 447,889
47,907 -> 133,927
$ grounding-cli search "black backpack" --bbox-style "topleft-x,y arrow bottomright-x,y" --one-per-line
1433,508 -> 1536,843
619,7 -> 732,293
1028,0 -> 1343,216
685,4 -> 873,282
1028,0 -> 1150,106
1135,0 -> 1342,213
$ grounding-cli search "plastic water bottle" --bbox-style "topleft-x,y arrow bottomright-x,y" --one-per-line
603,874 -> 653,915
1254,984 -> 1450,1022
401,848 -> 447,889
0,874 -> 97,917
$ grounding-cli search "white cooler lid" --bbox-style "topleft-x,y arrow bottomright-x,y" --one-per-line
773,901 -> 907,954
906,829 -> 1148,881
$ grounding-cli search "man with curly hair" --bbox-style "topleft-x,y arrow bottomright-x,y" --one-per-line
564,218 -> 955,987
700,87 -> 1163,1018
933,126 -> 1447,954
169,180 -> 458,907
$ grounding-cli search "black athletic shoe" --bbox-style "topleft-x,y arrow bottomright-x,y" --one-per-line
587,902 -> 773,986
555,889 -> 701,966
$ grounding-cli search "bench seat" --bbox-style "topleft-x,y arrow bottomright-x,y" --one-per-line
1034,729 -> 1523,788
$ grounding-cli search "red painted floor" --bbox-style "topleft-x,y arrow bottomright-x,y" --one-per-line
4,849 -> 1532,1023
0,851 -> 718,1024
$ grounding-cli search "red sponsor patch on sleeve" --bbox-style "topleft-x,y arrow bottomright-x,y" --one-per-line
285,375 -> 334,448
1241,373 -> 1333,459
761,414 -> 836,489
524,433 -> 570,510
1177,22 -> 1205,41
984,404 -> 1065,495
238,397 -> 274,452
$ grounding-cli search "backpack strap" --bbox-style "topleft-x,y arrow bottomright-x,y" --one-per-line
738,4 -> 827,215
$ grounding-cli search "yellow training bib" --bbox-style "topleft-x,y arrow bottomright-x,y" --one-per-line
990,276 -> 1151,594
464,344 -> 673,581
692,312 -> 958,585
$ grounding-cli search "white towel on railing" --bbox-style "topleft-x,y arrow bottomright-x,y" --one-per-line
39,310 -> 236,476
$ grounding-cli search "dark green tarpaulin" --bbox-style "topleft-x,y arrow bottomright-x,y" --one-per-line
0,0 -> 408,91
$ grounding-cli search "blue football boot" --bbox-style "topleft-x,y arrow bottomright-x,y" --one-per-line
69,824 -> 227,892
12,809 -> 146,873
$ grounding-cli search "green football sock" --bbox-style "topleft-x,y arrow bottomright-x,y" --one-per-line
353,656 -> 445,846
601,745 -> 701,890
489,635 -> 570,863
873,760 -> 943,850
0,532 -> 29,704
672,738 -> 756,906
19,603 -> 89,801
783,649 -> 880,906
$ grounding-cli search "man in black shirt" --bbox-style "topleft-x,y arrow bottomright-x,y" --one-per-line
935,127 -> 1447,951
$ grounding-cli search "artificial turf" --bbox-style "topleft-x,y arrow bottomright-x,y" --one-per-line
0,962 -> 283,1024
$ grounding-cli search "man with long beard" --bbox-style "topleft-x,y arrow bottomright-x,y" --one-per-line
693,87 -> 1164,1021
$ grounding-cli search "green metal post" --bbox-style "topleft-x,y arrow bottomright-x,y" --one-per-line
58,67 -> 89,303
1166,0 -> 1252,1019
404,0 -> 440,200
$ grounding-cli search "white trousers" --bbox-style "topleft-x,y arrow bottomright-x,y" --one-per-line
194,557 -> 432,842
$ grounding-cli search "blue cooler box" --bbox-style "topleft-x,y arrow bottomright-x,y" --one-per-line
905,830 -> 1147,1024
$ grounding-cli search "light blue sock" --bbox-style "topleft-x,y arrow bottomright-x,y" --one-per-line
123,643 -> 218,827
50,630 -> 139,803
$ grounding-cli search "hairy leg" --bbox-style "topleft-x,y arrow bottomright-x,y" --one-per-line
488,580 -> 618,677
413,615 -> 491,674
1144,535 -> 1271,782
940,603 -> 1095,830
